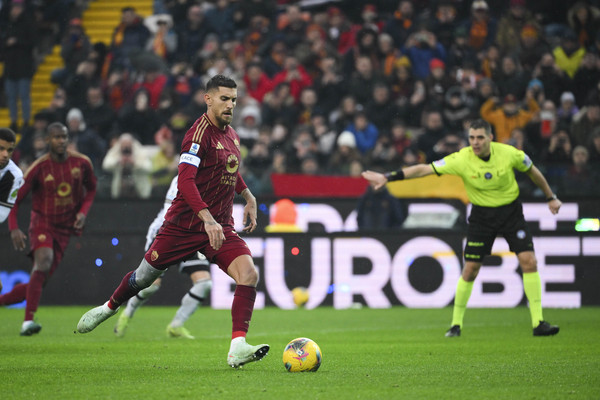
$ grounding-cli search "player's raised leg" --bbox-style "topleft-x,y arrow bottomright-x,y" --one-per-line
77,258 -> 163,333
225,255 -> 269,368
114,279 -> 162,337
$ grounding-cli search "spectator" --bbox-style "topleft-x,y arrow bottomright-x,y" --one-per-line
383,0 -> 416,52
508,127 -> 537,159
561,145 -> 599,196
533,52 -> 568,105
104,66 -> 132,112
480,89 -> 540,144
324,6 -> 356,55
496,0 -> 539,55
14,111 -> 52,168
356,185 -> 406,230
2,0 -> 35,132
518,24 -> 550,73
131,63 -> 167,110
313,55 -> 345,116
64,58 -> 101,109
175,5 -> 213,63
236,103 -> 261,148
557,92 -> 579,125
53,18 -> 91,87
289,126 -> 318,173
117,88 -> 162,145
348,55 -> 384,106
108,7 -> 150,70
424,58 -> 454,109
443,86 -> 471,132
261,82 -> 298,130
166,61 -> 202,108
416,110 -> 448,161
65,108 -> 107,170
296,87 -> 322,126
553,30 -> 586,79
572,53 -> 600,106
567,1 -> 600,49
446,25 -> 478,72
341,27 -> 379,79
365,82 -> 399,134
542,128 -> 572,165
81,86 -> 116,141
149,134 -> 178,193
493,55 -> 530,99
525,99 -> 559,149
182,88 -> 207,121
588,127 -> 600,167
102,133 -> 152,199
571,98 -> 600,146
278,4 -> 308,52
377,32 -> 400,78
310,113 -> 337,164
271,55 -> 313,104
40,87 -> 68,124
204,0 -> 236,43
390,120 -> 413,157
330,95 -> 360,134
430,1 -> 459,52
144,14 -> 177,62
345,111 -> 379,155
243,62 -> 274,103
403,29 -> 446,80
328,130 -> 361,175
460,0 -> 497,53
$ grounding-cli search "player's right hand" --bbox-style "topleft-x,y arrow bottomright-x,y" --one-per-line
205,221 -> 225,250
10,229 -> 27,251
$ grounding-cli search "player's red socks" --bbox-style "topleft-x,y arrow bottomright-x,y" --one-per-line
0,282 -> 28,305
108,271 -> 138,310
24,270 -> 48,321
231,285 -> 256,339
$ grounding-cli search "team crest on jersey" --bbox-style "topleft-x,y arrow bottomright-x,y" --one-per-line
57,182 -> 72,197
226,154 -> 239,173
45,174 -> 54,182
484,172 -> 493,180
38,234 -> 47,243
517,230 -> 526,239
151,251 -> 159,261
190,143 -> 200,155
71,167 -> 81,178
433,159 -> 446,167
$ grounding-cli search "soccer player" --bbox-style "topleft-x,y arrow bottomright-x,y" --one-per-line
362,119 -> 561,337
0,128 -> 24,292
77,75 -> 269,368
1,123 -> 97,336
114,175 -> 212,339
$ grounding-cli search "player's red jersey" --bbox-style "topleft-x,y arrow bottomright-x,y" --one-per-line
164,113 -> 247,231
8,151 -> 97,234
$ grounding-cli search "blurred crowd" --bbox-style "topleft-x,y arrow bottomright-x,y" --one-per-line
1,0 -> 600,199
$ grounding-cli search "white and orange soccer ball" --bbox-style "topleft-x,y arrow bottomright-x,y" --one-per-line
282,337 -> 322,372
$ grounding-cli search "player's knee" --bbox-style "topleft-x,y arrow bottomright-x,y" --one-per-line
134,259 -> 164,287
518,252 -> 537,272
235,264 -> 259,286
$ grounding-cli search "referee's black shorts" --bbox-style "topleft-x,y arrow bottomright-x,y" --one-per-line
464,200 -> 534,262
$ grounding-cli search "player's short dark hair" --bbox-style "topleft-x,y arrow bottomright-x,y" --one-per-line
206,75 -> 237,92
0,128 -> 17,143
47,122 -> 68,135
469,119 -> 492,134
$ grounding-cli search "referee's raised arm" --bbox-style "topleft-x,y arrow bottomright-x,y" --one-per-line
362,164 -> 435,190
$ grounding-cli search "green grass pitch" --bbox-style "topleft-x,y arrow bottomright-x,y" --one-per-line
1,306 -> 599,399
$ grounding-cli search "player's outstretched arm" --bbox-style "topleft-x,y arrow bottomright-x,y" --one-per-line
240,188 -> 257,233
362,164 -> 435,190
525,165 -> 561,215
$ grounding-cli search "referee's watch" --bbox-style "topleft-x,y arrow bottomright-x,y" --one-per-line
546,194 -> 558,202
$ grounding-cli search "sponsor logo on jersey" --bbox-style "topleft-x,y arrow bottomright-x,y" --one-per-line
151,251 -> 159,261
45,174 -> 54,182
190,142 -> 200,155
216,141 -> 225,150
484,172 -> 493,180
433,159 -> 446,167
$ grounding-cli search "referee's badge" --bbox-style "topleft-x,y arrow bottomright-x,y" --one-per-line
484,172 -> 492,180
517,230 -> 526,239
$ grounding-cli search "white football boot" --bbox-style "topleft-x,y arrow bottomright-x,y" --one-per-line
77,302 -> 118,333
227,337 -> 270,368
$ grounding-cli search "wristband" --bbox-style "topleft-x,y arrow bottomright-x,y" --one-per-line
384,169 -> 405,181
546,194 -> 557,202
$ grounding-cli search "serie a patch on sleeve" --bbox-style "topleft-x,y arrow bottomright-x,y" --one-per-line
180,153 -> 201,167
189,143 -> 200,155
433,159 -> 446,167
523,154 -> 532,168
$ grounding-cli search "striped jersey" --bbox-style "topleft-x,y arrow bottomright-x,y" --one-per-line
0,159 -> 24,223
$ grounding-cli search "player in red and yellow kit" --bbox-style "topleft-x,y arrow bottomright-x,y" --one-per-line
1,123 -> 96,335
77,75 -> 269,368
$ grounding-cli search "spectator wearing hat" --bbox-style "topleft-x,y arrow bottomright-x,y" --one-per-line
424,58 -> 454,109
496,0 -> 539,55
480,88 -> 540,144
53,18 -> 92,87
2,0 -> 35,132
518,23 -> 550,73
459,0 -> 497,52
430,1 -> 459,52
144,14 -> 177,61
553,30 -> 586,79
328,130 -> 361,175
567,1 -> 600,49
389,57 -> 426,126
572,53 -> 600,106
557,92 -> 579,125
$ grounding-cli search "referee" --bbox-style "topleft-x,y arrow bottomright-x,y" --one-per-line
363,119 -> 561,337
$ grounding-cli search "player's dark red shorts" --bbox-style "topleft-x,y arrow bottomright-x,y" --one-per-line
145,221 -> 252,273
28,223 -> 73,275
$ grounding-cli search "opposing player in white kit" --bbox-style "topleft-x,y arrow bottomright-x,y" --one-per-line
113,175 -> 212,339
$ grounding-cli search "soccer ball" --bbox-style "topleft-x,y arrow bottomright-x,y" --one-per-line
282,337 -> 322,372
292,287 -> 309,307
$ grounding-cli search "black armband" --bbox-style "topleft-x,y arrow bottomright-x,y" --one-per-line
384,169 -> 405,181
546,194 -> 557,202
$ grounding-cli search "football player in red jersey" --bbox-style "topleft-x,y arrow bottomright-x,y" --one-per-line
78,75 -> 269,368
1,123 -> 96,335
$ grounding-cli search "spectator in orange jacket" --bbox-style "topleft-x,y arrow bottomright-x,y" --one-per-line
480,88 -> 540,143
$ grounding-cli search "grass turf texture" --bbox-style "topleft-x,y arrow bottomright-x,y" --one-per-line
1,307 -> 598,399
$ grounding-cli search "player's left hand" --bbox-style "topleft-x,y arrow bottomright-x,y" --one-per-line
548,198 -> 562,215
242,202 -> 257,233
74,212 -> 86,229
362,170 -> 387,190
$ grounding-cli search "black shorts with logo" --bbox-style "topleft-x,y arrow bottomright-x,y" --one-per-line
464,200 -> 534,262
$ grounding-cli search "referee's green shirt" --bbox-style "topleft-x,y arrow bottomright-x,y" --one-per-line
431,142 -> 533,207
